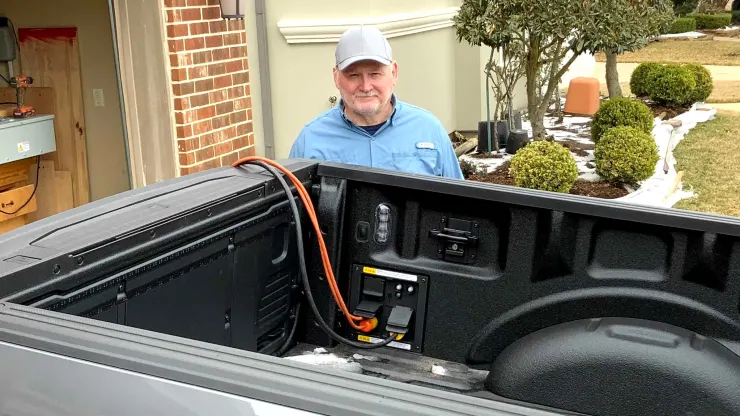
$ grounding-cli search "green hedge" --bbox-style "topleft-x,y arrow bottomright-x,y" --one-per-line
732,11 -> 740,24
510,140 -> 579,193
630,62 -> 664,97
595,126 -> 660,185
688,13 -> 732,29
683,63 -> 713,103
668,17 -> 697,33
646,64 -> 697,107
591,97 -> 655,145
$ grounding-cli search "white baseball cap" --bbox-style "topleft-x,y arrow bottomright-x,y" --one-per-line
335,25 -> 393,71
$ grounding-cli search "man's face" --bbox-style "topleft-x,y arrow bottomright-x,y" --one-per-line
334,60 -> 398,119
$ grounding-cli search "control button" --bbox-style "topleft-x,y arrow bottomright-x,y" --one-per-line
396,284 -> 403,291
395,292 -> 402,299
362,276 -> 385,298
356,222 -> 370,242
407,286 -> 414,294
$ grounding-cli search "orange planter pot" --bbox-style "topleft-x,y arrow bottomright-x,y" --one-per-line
564,77 -> 601,116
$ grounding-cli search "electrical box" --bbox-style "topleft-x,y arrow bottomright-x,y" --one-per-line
0,17 -> 17,62
0,115 -> 57,164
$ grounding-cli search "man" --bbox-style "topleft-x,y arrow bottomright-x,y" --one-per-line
289,25 -> 464,180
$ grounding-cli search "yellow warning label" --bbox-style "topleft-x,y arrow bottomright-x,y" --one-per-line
362,267 -> 377,275
357,335 -> 372,343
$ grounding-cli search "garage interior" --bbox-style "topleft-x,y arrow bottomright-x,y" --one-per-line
0,0 -> 130,234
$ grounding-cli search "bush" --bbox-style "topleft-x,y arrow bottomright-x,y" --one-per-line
668,17 -> 697,33
673,0 -> 698,16
591,97 -> 655,145
510,140 -> 579,193
646,64 -> 697,106
595,126 -> 660,185
683,63 -> 713,103
630,62 -> 664,97
689,13 -> 732,28
732,11 -> 740,24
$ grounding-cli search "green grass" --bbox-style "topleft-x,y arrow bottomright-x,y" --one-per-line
673,111 -> 740,217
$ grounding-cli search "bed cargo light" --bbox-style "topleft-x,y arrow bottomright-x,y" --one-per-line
219,0 -> 246,19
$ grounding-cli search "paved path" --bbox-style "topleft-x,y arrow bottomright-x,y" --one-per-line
709,103 -> 740,112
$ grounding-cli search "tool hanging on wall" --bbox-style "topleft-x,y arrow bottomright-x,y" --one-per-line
0,17 -> 34,118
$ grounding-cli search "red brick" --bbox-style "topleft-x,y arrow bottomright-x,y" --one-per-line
230,110 -> 247,124
207,0 -> 220,5
234,97 -> 250,111
232,71 -> 249,85
245,122 -> 254,134
196,146 -> 216,162
212,114 -> 231,130
195,78 -> 214,92
177,125 -> 193,139
225,60 -> 243,73
185,37 -> 205,50
221,152 -> 239,166
197,105 -> 216,119
223,126 -> 238,140
216,101 -> 234,115
171,68 -> 188,82
190,22 -> 209,35
172,82 -> 195,96
208,63 -> 226,77
168,39 -> 185,53
209,89 -> 229,103
241,32 -> 247,43
175,112 -> 185,124
188,65 -> 208,79
238,147 -> 256,158
209,21 -> 227,33
236,123 -> 249,136
244,84 -> 251,96
201,158 -> 221,170
167,23 -> 189,38
178,137 -> 198,151
192,51 -> 212,65
180,165 -> 204,176
166,10 -> 182,23
179,152 -> 196,166
164,0 -> 187,6
233,133 -> 250,149
214,75 -> 232,89
202,6 -> 222,19
193,119 -> 212,135
187,0 -> 207,5
228,20 -> 245,31
181,8 -> 202,21
200,133 -> 216,146
189,93 -> 210,108
224,33 -> 241,46
174,98 -> 190,111
215,141 -> 233,156
205,35 -> 223,49
212,47 -> 230,61
228,85 -> 245,99
242,58 -> 249,70
247,108 -> 252,121
230,46 -> 248,58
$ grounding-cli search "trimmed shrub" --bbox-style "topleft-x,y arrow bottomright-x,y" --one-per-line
630,62 -> 664,98
668,17 -> 698,33
732,11 -> 740,24
683,63 -> 713,103
510,140 -> 579,193
689,13 -> 732,29
595,126 -> 660,185
646,64 -> 697,106
591,97 -> 654,145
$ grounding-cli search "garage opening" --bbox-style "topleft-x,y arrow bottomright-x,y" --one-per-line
0,0 -> 131,234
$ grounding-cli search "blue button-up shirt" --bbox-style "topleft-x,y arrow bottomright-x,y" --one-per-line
289,96 -> 464,180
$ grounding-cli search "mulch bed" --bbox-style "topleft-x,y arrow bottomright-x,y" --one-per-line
638,99 -> 691,119
465,161 -> 629,199
557,139 -> 594,157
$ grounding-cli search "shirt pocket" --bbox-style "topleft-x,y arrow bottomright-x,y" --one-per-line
391,149 -> 441,176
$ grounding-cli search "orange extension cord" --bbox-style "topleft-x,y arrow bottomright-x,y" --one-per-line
232,156 -> 375,333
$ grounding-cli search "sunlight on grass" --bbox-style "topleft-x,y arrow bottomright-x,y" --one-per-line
594,39 -> 740,66
673,111 -> 740,218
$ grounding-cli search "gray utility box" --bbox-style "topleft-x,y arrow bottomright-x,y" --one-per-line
0,115 -> 57,164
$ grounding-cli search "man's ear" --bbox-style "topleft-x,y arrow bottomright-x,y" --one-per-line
391,61 -> 398,85
333,65 -> 340,88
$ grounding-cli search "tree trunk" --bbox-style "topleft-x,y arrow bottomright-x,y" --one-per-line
526,42 -> 546,139
605,51 -> 622,98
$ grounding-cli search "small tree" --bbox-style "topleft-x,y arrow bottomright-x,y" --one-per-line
455,0 -> 665,139
593,0 -> 674,98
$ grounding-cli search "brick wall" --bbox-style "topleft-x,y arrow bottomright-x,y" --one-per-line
164,0 -> 255,176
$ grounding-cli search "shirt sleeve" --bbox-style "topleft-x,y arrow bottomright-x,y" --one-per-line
289,130 -> 305,158
437,123 -> 465,180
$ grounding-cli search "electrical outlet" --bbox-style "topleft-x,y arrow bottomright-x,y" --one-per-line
93,89 -> 105,107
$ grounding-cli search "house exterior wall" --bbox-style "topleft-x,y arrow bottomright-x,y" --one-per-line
163,0 -> 255,176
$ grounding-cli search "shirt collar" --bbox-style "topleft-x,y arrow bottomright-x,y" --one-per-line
337,93 -> 400,128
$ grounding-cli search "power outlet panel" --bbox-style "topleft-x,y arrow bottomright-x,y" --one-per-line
93,89 -> 105,107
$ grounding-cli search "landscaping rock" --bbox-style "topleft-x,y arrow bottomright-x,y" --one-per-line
662,119 -> 684,128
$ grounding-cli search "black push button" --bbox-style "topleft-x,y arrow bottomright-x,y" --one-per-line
356,221 -> 370,242
353,300 -> 381,318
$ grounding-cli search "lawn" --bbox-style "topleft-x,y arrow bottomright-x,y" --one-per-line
594,39 -> 740,66
673,110 -> 740,217
595,81 -> 740,104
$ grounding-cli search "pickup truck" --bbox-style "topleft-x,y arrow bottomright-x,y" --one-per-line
0,156 -> 738,416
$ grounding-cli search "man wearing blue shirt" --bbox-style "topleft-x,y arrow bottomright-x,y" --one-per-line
289,25 -> 464,180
